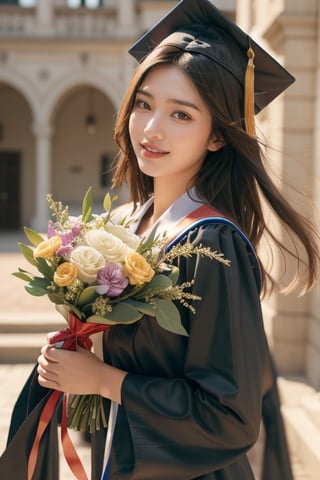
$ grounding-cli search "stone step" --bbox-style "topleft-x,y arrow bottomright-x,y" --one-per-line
279,377 -> 320,480
0,312 -> 65,333
0,333 -> 46,363
283,405 -> 320,480
0,308 -> 318,480
0,312 -> 66,362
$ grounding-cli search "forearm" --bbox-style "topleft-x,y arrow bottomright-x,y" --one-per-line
37,343 -> 127,404
91,331 -> 128,404
98,362 -> 127,405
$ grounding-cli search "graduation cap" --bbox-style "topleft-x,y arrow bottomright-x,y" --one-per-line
128,0 -> 295,137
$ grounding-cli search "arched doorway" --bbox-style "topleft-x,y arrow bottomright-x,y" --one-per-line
51,84 -> 118,214
0,82 -> 34,229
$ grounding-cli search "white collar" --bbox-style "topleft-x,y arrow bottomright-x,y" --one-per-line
131,187 -> 204,238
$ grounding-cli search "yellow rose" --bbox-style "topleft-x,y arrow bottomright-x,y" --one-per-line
123,252 -> 155,286
33,236 -> 62,259
54,262 -> 78,287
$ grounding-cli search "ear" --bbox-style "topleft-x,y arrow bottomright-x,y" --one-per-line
208,136 -> 225,152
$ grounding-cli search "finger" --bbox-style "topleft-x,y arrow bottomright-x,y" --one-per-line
37,364 -> 60,389
37,373 -> 60,390
37,363 -> 56,380
40,344 -> 59,362
37,352 -> 60,374
76,345 -> 90,353
37,353 -> 49,369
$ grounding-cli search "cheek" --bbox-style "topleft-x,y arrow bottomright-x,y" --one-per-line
128,113 -> 141,142
181,131 -> 210,153
128,114 -> 135,141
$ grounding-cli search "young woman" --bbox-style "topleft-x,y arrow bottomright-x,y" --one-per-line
1,1 -> 319,479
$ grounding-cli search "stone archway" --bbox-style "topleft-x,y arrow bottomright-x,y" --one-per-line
50,83 -> 119,214
26,67 -> 127,230
0,81 -> 35,228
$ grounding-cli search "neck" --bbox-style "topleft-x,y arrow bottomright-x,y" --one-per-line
136,179 -> 191,236
152,179 -> 189,222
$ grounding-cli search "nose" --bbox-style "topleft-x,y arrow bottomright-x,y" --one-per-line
144,113 -> 163,140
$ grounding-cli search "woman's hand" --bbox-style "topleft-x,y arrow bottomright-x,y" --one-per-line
37,343 -> 127,404
37,344 -> 104,395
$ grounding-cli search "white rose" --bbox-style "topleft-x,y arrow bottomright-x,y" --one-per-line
70,245 -> 105,284
85,230 -> 132,263
105,223 -> 140,250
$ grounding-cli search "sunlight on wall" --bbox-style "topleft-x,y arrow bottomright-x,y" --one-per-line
19,0 -> 36,6
19,0 -> 102,7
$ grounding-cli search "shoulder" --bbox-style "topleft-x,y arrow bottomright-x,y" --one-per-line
167,218 -> 252,252
168,221 -> 261,292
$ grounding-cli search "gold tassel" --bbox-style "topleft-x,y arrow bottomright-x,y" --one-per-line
244,46 -> 256,138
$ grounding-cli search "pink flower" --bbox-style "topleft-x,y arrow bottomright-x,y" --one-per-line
48,220 -> 82,257
56,245 -> 74,256
61,224 -> 82,246
96,263 -> 129,297
47,220 -> 57,238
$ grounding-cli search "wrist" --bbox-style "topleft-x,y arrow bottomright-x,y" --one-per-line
98,363 -> 128,404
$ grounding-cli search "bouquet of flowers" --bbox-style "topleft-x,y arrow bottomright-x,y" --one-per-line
13,187 -> 230,434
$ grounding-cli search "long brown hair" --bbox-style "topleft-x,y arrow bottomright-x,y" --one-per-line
113,45 -> 319,294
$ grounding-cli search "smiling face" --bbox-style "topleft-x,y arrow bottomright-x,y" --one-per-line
128,64 -> 219,190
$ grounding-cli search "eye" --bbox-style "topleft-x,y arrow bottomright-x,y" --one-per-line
172,111 -> 191,121
134,98 -> 150,110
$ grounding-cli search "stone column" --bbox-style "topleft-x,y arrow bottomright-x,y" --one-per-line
236,0 -> 252,32
35,0 -> 54,34
31,123 -> 53,232
117,0 -> 136,35
267,9 -> 317,376
307,6 -> 320,390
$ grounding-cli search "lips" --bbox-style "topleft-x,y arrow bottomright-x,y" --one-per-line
141,142 -> 169,155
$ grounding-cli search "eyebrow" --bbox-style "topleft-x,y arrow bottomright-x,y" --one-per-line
136,88 -> 201,112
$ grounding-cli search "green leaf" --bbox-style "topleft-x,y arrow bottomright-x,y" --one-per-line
81,303 -> 94,316
24,226 -> 45,247
69,304 -> 86,320
107,302 -> 143,323
25,284 -> 48,296
153,298 -> 188,336
87,302 -> 143,325
137,227 -> 161,254
21,276 -> 51,298
125,298 -> 156,316
18,243 -> 38,267
47,293 -> 65,305
167,265 -> 179,283
82,187 -> 93,223
36,258 -> 55,281
135,274 -> 173,299
30,276 -> 51,289
12,270 -> 34,282
120,283 -> 148,298
86,314 -> 114,325
77,286 -> 99,306
149,273 -> 173,289
103,192 -> 112,213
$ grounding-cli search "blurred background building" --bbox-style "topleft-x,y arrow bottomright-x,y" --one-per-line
0,1 -> 319,478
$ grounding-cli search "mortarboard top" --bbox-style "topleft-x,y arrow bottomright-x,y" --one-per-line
128,0 -> 295,137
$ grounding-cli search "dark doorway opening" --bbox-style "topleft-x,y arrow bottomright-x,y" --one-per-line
0,151 -> 21,230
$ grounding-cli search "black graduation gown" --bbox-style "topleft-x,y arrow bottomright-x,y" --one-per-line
0,365 -> 60,479
92,223 -> 267,479
0,223 -> 293,480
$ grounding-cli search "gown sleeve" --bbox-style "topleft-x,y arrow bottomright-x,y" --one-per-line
115,223 -> 268,479
0,364 -> 60,480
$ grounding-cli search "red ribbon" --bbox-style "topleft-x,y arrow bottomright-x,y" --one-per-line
27,389 -> 63,479
47,312 -> 107,351
27,312 -> 110,480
